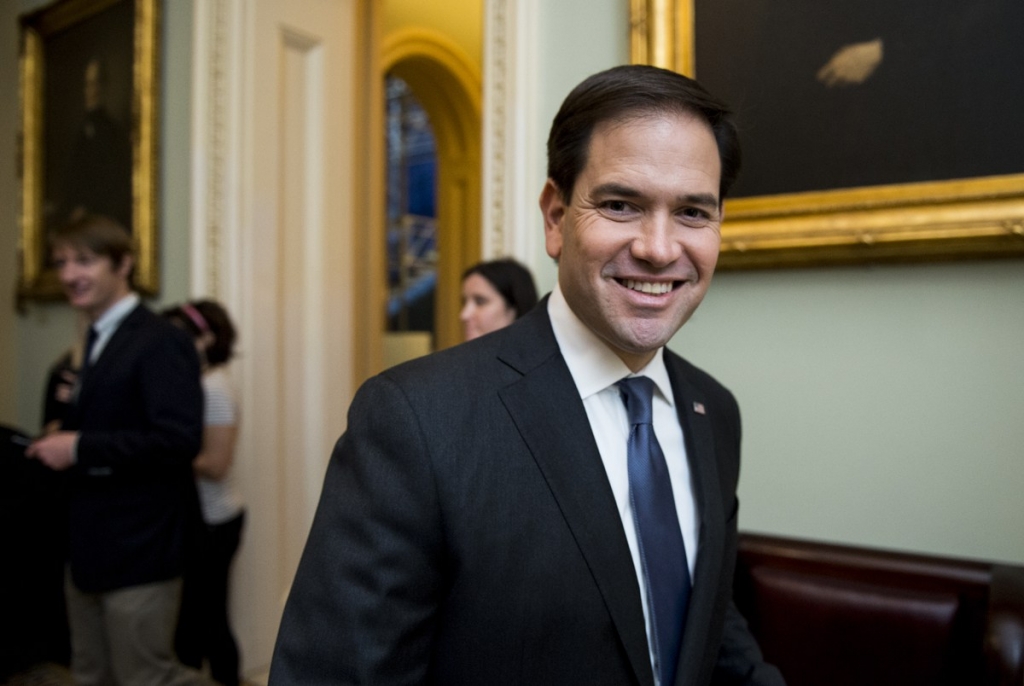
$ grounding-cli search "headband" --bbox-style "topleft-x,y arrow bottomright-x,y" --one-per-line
181,303 -> 210,334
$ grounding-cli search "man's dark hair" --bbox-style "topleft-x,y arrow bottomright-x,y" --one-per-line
50,213 -> 133,271
462,258 -> 539,319
546,64 -> 741,203
163,299 -> 238,367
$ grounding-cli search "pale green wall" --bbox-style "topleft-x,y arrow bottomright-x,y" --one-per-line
1,0 -> 193,433
534,0 -> 1024,564
680,261 -> 1024,564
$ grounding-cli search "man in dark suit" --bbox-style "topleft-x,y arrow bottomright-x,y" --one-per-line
28,215 -> 211,686
270,65 -> 785,685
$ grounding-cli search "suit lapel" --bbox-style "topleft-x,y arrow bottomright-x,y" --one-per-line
666,356 -> 727,685
77,304 -> 145,408
496,304 -> 655,686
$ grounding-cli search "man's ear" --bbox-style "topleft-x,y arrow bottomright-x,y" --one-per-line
115,253 -> 135,281
539,179 -> 566,260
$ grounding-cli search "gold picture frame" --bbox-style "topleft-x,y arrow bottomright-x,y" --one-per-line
18,0 -> 160,299
630,0 -> 1024,269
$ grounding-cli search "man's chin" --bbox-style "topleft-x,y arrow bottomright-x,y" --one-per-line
615,322 -> 681,354
66,293 -> 92,311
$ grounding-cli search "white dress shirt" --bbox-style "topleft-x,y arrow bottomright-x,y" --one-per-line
547,285 -> 700,681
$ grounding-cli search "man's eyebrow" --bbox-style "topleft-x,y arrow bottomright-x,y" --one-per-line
677,192 -> 721,209
590,182 -> 644,199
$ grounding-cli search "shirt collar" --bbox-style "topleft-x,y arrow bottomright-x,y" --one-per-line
548,284 -> 674,406
92,292 -> 139,337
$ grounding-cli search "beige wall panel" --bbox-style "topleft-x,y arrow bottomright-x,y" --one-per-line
194,0 -> 360,676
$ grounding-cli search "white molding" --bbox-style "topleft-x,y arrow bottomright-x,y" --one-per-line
482,0 -> 542,264
190,0 -> 246,306
481,0 -> 507,259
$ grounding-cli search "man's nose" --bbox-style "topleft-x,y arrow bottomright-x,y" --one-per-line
631,213 -> 682,267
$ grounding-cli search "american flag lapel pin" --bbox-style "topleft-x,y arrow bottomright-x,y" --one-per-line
693,401 -> 706,415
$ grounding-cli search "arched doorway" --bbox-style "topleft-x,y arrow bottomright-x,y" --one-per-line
382,28 -> 481,358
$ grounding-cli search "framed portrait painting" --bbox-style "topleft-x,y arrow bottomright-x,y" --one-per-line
18,0 -> 160,299
630,0 -> 1024,268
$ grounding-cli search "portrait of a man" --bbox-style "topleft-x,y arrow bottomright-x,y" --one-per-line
18,0 -> 161,299
42,0 -> 134,235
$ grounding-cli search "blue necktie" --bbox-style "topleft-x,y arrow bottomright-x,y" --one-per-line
82,326 -> 99,371
618,376 -> 690,686
74,326 -> 99,404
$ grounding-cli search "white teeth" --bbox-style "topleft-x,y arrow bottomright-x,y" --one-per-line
625,279 -> 672,295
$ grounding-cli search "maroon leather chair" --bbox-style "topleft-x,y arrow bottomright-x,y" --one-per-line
734,533 -> 1024,686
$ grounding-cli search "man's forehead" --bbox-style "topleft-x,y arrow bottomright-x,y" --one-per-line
586,111 -> 717,156
579,114 -> 721,195
52,242 -> 100,259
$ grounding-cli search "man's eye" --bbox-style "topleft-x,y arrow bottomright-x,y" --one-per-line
680,207 -> 716,222
602,200 -> 633,214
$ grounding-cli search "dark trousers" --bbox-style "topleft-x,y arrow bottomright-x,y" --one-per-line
175,511 -> 245,686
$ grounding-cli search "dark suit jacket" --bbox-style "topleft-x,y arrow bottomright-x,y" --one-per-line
63,303 -> 204,593
271,300 -> 784,685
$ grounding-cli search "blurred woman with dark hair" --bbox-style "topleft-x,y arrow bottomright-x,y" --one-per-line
163,299 -> 243,686
459,258 -> 539,341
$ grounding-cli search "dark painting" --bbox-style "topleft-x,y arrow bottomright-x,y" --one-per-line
19,0 -> 160,299
694,0 -> 1024,199
42,0 -> 135,234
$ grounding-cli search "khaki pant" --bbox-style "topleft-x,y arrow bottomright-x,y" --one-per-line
64,572 -> 215,686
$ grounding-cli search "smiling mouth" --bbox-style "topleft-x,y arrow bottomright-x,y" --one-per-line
618,278 -> 677,295
65,285 -> 93,301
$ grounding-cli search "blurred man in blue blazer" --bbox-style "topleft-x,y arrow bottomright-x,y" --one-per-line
29,214 -> 211,686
